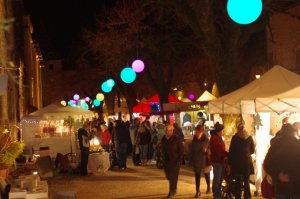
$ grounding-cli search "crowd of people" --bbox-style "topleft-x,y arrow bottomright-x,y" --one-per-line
76,114 -> 300,199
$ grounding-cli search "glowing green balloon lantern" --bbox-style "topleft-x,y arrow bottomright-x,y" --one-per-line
120,67 -> 136,84
227,0 -> 262,25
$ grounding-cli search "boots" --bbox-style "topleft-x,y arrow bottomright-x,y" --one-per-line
205,172 -> 211,194
194,191 -> 200,198
206,186 -> 211,194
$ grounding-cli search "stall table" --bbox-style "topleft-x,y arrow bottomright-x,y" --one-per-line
87,152 -> 110,174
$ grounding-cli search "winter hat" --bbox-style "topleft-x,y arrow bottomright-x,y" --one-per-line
214,122 -> 224,132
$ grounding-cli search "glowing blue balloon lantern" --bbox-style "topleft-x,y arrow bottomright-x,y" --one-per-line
120,67 -> 136,84
93,99 -> 101,107
101,81 -> 112,93
82,103 -> 89,110
132,59 -> 145,73
227,0 -> 262,25
107,78 -> 115,87
68,100 -> 73,106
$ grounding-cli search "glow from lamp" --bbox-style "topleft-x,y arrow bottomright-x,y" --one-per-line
132,59 -> 145,73
85,97 -> 90,102
73,94 -> 80,100
227,0 -> 262,25
101,81 -> 112,93
107,78 -> 115,87
120,67 -> 136,83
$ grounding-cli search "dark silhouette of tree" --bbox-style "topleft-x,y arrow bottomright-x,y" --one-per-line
147,0 -> 300,95
81,0 -> 196,115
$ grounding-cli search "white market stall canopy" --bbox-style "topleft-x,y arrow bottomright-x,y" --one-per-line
196,90 -> 217,102
21,105 -> 94,157
43,106 -> 94,119
256,86 -> 300,113
28,104 -> 60,117
163,90 -> 216,112
208,65 -> 300,114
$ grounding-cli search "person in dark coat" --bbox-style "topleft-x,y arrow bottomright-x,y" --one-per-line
161,124 -> 184,198
112,120 -> 129,170
228,123 -> 255,199
189,124 -> 210,198
264,123 -> 300,199
77,122 -> 90,176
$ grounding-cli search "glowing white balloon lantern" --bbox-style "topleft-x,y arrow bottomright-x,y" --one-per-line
85,97 -> 90,102
60,100 -> 67,106
120,67 -> 136,84
227,0 -> 262,25
132,59 -> 145,73
96,93 -> 105,101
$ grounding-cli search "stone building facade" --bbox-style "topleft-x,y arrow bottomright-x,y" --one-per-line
0,0 -> 43,135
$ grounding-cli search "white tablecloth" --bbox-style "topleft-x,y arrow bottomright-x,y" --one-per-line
87,152 -> 110,174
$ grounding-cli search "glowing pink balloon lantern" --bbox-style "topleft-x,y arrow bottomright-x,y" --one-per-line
73,94 -> 80,100
131,59 -> 145,73
188,93 -> 195,100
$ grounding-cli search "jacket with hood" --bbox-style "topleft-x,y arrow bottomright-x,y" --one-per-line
228,130 -> 255,175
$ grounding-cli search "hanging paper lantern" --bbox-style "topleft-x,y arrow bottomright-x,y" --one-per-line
107,78 -> 115,87
120,67 -> 136,83
93,99 -> 101,107
73,94 -> 80,100
96,93 -> 105,101
60,100 -> 67,106
132,59 -> 145,73
85,97 -> 90,102
227,0 -> 262,25
188,93 -> 195,100
101,81 -> 112,93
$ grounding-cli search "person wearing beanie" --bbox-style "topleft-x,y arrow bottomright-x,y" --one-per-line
210,122 -> 227,199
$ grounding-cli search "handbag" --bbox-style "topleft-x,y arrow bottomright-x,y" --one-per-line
261,175 -> 275,198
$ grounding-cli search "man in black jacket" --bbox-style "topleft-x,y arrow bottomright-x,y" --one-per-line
161,124 -> 184,198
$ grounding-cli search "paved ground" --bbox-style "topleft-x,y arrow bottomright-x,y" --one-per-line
48,160 -> 261,199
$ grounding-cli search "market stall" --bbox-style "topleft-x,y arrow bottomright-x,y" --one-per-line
207,65 -> 300,194
21,105 -> 94,157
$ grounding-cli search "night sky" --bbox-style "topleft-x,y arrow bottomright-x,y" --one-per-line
23,0 -> 113,59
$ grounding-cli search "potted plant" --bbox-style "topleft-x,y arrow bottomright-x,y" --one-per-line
0,128 -> 24,178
